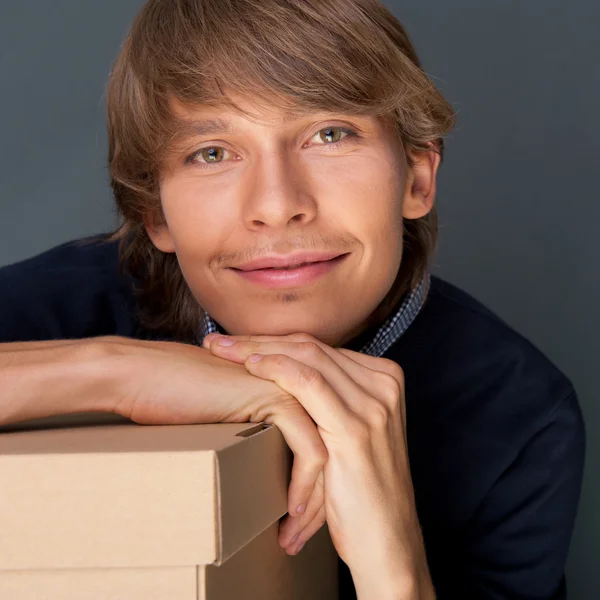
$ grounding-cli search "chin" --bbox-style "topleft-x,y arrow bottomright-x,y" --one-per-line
243,320 -> 344,347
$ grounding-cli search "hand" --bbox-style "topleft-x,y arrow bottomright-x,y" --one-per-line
203,331 -> 432,595
100,336 -> 328,526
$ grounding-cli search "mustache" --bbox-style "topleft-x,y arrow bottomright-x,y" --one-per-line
213,234 -> 356,268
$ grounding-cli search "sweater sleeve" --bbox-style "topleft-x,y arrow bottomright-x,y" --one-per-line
0,238 -> 139,343
440,390 -> 586,599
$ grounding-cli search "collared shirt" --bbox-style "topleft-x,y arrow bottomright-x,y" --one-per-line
199,272 -> 432,356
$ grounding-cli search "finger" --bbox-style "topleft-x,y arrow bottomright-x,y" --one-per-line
288,504 -> 327,555
278,469 -> 324,548
265,400 -> 328,517
335,346 -> 405,382
202,333 -> 284,346
211,339 -> 369,417
242,352 -> 352,436
204,331 -> 397,378
203,336 -> 332,515
206,334 -> 404,407
249,348 -> 406,453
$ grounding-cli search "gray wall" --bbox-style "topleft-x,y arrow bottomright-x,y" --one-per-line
1,1 -> 597,597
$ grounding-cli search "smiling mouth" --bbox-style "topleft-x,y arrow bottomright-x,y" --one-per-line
243,259 -> 332,271
229,253 -> 350,287
231,253 -> 350,272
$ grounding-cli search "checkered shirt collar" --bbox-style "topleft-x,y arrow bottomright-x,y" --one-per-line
199,272 -> 431,358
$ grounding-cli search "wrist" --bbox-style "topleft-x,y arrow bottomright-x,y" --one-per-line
94,336 -> 146,418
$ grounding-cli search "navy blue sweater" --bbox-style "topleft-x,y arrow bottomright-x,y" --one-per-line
0,236 -> 585,599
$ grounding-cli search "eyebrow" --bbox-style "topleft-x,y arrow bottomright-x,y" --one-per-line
172,110 -> 328,140
177,118 -> 235,137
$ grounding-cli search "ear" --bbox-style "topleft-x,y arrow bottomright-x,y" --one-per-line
143,210 -> 176,253
402,145 -> 442,220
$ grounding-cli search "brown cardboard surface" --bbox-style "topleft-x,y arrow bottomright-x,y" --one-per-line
215,421 -> 290,564
202,520 -> 338,600
0,567 -> 197,600
0,415 -> 293,570
0,521 -> 339,599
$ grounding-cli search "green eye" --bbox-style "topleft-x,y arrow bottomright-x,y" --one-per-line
200,147 -> 225,163
319,127 -> 343,143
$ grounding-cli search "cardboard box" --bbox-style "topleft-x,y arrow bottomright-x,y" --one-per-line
0,413 -> 338,599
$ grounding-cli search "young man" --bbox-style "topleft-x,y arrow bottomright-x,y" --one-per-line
0,0 -> 585,598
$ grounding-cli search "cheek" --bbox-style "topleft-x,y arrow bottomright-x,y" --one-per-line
328,157 -> 404,241
159,177 -> 237,249
160,178 -> 213,229
345,158 -> 405,285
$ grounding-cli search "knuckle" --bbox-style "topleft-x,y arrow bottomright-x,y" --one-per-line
299,446 -> 328,475
260,392 -> 297,422
288,332 -> 316,343
365,401 -> 392,430
247,340 -> 263,353
378,358 -> 405,386
298,363 -> 323,388
297,341 -> 323,360
247,335 -> 269,342
269,353 -> 289,368
378,371 -> 403,405
295,433 -> 328,466
309,444 -> 329,466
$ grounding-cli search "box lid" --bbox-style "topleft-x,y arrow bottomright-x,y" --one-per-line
0,413 -> 293,570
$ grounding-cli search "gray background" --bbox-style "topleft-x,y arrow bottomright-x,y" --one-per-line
0,0 -> 597,596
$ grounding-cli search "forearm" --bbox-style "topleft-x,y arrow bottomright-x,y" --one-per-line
0,338 -> 122,426
350,507 -> 436,600
352,557 -> 435,600
353,560 -> 435,600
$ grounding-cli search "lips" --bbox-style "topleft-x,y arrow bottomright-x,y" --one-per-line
231,253 -> 349,287
256,260 -> 325,271
233,252 -> 348,272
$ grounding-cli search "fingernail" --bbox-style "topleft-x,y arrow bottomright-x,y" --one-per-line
217,338 -> 236,346
290,533 -> 299,545
296,542 -> 305,553
296,504 -> 306,515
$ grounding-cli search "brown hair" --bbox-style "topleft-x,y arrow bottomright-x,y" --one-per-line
86,0 -> 456,344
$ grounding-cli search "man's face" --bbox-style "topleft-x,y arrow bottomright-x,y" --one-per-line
145,94 -> 437,347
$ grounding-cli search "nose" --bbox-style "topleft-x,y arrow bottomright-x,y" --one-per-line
241,150 -> 317,231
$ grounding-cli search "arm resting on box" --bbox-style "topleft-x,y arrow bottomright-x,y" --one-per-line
0,339 -> 121,426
